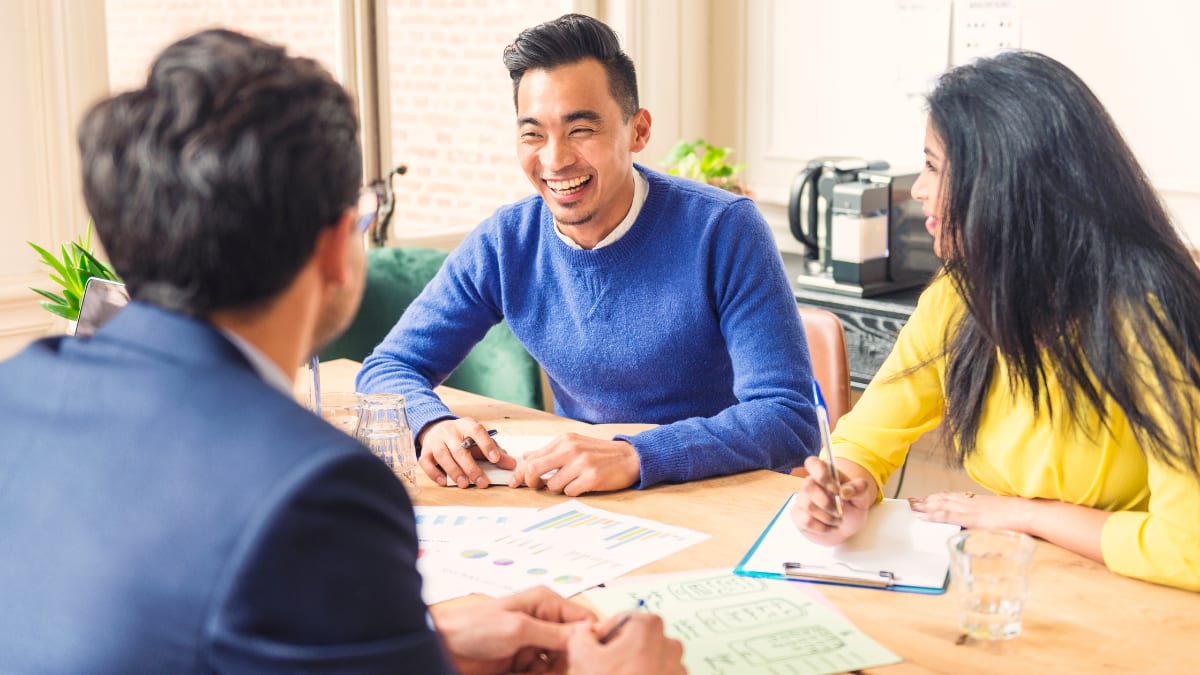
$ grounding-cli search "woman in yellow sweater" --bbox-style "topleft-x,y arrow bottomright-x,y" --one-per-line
791,50 -> 1200,591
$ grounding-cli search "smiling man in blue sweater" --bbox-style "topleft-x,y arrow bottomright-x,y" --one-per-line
358,14 -> 818,495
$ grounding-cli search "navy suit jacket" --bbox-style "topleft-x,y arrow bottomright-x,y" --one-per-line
0,303 -> 454,674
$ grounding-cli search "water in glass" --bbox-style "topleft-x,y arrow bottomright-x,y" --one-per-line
355,393 -> 419,495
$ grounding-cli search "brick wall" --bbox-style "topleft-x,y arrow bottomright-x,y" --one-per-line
106,0 -> 565,240
106,0 -> 340,93
384,1 -> 563,238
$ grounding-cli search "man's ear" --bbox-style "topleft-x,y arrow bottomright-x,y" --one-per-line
313,208 -> 358,286
629,108 -> 652,153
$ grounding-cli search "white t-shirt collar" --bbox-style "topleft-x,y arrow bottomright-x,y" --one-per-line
554,167 -> 648,250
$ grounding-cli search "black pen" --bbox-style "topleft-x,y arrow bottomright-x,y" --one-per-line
598,598 -> 646,644
459,429 -> 498,450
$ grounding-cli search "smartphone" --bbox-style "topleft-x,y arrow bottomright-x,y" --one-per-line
75,277 -> 130,337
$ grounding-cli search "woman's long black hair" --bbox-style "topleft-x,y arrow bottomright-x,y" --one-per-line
929,50 -> 1200,477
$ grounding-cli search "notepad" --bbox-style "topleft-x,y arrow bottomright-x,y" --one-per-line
585,570 -> 901,675
441,434 -> 558,487
734,494 -> 961,594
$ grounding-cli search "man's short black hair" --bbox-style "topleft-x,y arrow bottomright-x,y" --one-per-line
502,13 -> 639,120
79,28 -> 362,315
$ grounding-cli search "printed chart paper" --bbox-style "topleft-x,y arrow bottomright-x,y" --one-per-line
413,506 -> 536,605
417,500 -> 709,603
585,570 -> 900,675
414,506 -> 537,553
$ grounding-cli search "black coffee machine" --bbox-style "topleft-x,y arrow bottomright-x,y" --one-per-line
788,156 -> 940,298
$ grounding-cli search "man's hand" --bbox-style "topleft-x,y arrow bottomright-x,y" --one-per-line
418,417 -> 516,488
788,455 -> 876,546
566,613 -> 685,675
430,587 -> 596,675
508,433 -> 641,496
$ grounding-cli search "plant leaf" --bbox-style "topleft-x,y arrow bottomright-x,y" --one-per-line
40,302 -> 77,320
49,273 -> 71,290
59,245 -> 79,289
77,248 -> 119,281
28,242 -> 70,278
700,146 -> 731,175
30,287 -> 68,306
660,139 -> 698,167
62,287 -> 81,312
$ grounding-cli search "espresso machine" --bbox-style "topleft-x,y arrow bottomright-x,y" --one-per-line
788,157 -> 939,298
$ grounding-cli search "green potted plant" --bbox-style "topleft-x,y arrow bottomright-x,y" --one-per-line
660,138 -> 753,196
28,222 -> 121,322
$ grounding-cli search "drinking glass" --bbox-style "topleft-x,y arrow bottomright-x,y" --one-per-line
317,391 -> 362,436
355,393 -> 420,495
947,530 -> 1037,640
305,354 -> 322,413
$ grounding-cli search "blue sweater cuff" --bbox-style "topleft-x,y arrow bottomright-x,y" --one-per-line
616,426 -> 693,489
405,401 -> 457,450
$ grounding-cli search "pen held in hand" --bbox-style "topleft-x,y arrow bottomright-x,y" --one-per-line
459,428 -> 499,450
598,598 -> 647,644
811,380 -> 842,517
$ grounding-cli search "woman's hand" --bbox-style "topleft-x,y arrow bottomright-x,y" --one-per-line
911,491 -> 1113,564
789,455 -> 878,546
908,491 -> 1034,531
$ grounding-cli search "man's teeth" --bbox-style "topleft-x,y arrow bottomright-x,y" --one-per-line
547,175 -> 591,193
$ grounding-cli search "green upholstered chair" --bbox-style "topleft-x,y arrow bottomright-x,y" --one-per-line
321,247 -> 543,410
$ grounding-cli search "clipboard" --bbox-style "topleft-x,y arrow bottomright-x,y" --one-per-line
734,494 -> 961,594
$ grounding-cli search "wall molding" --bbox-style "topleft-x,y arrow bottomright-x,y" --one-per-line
0,0 -> 108,359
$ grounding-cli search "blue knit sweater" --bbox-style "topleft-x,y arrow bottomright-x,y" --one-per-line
358,166 -> 818,487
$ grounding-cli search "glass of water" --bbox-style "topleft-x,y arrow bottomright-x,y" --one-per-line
947,530 -> 1037,640
354,393 -> 420,496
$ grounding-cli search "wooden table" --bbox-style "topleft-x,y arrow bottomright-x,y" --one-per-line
312,360 -> 1200,673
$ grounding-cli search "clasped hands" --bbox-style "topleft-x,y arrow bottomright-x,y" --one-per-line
418,417 -> 641,496
432,587 -> 684,675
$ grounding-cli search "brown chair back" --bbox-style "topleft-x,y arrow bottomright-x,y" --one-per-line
798,306 -> 851,430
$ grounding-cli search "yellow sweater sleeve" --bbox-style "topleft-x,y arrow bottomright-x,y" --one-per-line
1101,464 -> 1200,591
831,276 -> 957,494
1099,316 -> 1200,591
833,277 -> 1200,591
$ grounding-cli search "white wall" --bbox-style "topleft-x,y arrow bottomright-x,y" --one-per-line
5,0 -> 1196,358
736,0 -> 1200,248
0,0 -> 109,358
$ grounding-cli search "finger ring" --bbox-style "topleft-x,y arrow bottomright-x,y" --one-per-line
964,491 -> 975,499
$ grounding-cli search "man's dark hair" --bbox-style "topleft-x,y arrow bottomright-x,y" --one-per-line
502,13 -> 639,120
78,28 -> 362,315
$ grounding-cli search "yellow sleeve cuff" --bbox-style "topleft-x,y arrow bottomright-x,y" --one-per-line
1101,509 -> 1200,592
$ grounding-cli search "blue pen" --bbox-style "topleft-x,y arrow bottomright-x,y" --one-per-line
459,428 -> 499,450
811,380 -> 843,516
598,598 -> 647,644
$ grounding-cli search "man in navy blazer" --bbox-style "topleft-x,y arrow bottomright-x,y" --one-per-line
0,28 -> 682,674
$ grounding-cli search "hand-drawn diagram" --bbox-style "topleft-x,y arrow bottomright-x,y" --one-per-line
588,571 -> 900,675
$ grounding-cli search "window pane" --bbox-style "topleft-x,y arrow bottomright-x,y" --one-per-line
384,1 -> 564,238
106,0 -> 341,93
